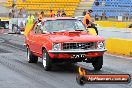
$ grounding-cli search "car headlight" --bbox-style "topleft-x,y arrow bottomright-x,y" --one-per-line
52,43 -> 61,51
97,42 -> 105,49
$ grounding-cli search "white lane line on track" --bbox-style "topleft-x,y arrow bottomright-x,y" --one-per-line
105,53 -> 132,59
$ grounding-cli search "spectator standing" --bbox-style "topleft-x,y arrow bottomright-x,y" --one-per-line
31,14 -> 35,23
11,4 -> 18,18
95,13 -> 99,21
101,12 -> 107,20
27,14 -> 35,24
9,7 -> 12,18
11,7 -> 15,18
22,7 -> 27,18
12,18 -> 18,33
9,4 -> 19,33
21,8 -> 27,29
61,10 -> 66,17
101,12 -> 103,20
125,13 -> 129,21
18,8 -> 23,18
50,10 -> 55,17
57,10 -> 61,17
38,11 -> 44,22
82,9 -> 86,16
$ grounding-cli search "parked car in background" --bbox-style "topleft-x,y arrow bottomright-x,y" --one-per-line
25,17 -> 106,71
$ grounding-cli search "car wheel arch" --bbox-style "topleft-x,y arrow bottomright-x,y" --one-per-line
42,44 -> 50,52
42,47 -> 49,54
26,44 -> 29,48
42,47 -> 46,51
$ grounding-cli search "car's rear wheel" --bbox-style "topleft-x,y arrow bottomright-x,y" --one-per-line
92,56 -> 103,71
42,49 -> 52,71
27,48 -> 38,63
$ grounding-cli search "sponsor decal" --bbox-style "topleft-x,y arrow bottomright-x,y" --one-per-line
76,67 -> 131,85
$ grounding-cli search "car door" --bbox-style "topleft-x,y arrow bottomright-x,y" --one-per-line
27,23 -> 36,52
31,22 -> 43,55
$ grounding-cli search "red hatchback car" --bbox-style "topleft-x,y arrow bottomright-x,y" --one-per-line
25,17 -> 106,71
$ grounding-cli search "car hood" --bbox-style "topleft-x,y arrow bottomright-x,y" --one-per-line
47,31 -> 104,43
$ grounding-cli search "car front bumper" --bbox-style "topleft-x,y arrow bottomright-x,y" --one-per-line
48,49 -> 107,54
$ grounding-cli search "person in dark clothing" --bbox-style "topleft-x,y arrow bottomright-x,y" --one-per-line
126,13 -> 129,21
57,10 -> 61,17
101,12 -> 107,20
82,9 -> 86,16
11,3 -> 17,18
61,10 -> 66,17
95,13 -> 99,21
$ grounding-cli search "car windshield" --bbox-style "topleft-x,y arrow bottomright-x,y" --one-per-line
41,19 -> 87,32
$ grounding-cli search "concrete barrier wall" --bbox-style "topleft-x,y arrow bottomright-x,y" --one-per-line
106,38 -> 132,56
95,21 -> 131,28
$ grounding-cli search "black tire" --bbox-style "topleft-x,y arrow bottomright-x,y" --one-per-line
27,48 -> 38,63
42,49 -> 52,71
92,56 -> 103,71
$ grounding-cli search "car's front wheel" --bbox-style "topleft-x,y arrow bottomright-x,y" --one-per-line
42,49 -> 52,71
92,56 -> 103,71
27,48 -> 38,63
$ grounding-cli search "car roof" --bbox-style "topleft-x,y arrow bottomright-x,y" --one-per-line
42,17 -> 77,22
